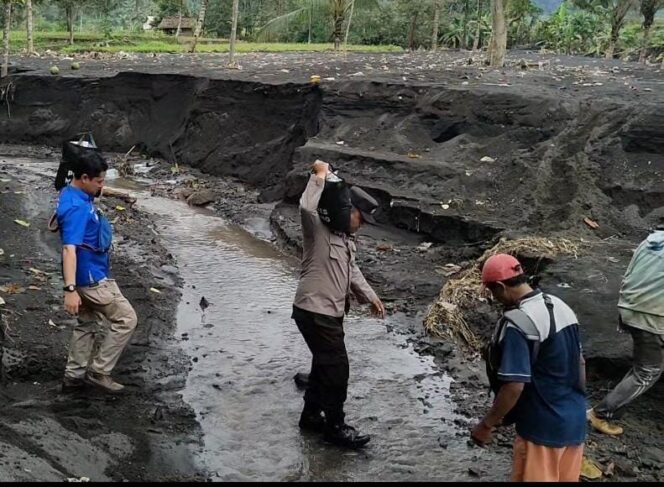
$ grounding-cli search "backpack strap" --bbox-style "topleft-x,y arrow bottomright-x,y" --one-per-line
47,212 -> 59,233
502,309 -> 539,341
502,293 -> 558,366
543,294 -> 556,341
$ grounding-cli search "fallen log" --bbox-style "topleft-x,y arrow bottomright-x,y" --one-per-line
102,186 -> 137,205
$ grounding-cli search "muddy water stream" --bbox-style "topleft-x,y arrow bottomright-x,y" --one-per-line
136,192 -> 488,482
3,158 -> 490,482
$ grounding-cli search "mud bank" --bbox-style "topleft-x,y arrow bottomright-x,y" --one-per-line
0,74 -> 320,195
3,61 -> 664,363
2,53 -> 664,361
1,52 -> 663,481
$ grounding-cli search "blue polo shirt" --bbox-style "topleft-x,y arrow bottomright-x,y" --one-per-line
498,291 -> 587,448
56,185 -> 110,287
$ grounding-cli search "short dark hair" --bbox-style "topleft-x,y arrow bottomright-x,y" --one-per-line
486,273 -> 528,292
55,151 -> 108,191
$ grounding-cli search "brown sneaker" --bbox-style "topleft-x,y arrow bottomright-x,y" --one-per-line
587,408 -> 623,436
85,372 -> 125,393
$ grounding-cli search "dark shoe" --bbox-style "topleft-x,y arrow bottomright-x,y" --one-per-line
294,372 -> 310,390
299,409 -> 325,433
61,376 -> 86,393
324,423 -> 370,449
84,372 -> 125,393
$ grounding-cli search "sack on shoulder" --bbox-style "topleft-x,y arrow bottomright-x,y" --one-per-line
317,171 -> 352,234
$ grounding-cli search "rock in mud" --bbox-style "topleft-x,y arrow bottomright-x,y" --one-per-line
641,447 -> 664,469
175,187 -> 195,200
187,190 -> 217,207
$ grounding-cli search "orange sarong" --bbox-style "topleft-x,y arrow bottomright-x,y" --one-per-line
511,435 -> 584,482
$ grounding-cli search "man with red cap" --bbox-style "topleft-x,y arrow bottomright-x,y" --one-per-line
471,254 -> 587,482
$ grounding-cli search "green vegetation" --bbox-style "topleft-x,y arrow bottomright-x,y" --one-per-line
0,0 -> 662,62
6,30 -> 402,54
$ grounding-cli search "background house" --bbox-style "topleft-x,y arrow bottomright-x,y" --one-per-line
157,16 -> 195,36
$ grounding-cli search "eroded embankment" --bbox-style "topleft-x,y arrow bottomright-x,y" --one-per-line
2,71 -> 664,365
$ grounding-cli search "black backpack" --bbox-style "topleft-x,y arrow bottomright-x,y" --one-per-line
55,132 -> 100,191
482,294 -> 556,425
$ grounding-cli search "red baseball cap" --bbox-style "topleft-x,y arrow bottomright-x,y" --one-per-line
481,254 -> 524,285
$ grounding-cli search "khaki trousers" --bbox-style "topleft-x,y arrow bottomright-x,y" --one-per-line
64,279 -> 138,379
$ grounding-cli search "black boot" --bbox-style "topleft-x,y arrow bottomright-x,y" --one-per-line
299,405 -> 325,433
61,376 -> 86,394
324,422 -> 370,449
293,372 -> 310,390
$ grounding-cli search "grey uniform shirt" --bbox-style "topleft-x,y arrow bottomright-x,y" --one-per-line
293,174 -> 379,318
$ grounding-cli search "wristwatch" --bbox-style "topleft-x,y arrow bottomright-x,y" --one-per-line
63,284 -> 76,293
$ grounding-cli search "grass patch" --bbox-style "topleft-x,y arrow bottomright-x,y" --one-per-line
8,30 -> 403,54
60,41 -> 403,54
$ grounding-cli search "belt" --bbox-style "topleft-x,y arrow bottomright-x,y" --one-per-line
81,277 -> 109,289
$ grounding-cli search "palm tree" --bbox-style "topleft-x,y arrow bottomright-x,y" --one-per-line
257,0 -> 378,51
573,0 -> 637,59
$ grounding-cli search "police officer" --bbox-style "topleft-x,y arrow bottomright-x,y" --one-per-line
292,160 -> 385,449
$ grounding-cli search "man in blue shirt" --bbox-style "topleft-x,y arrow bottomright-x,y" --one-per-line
471,254 -> 586,481
56,152 -> 138,394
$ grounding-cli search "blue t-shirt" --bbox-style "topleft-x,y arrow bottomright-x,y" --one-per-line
56,185 -> 110,287
498,292 -> 587,448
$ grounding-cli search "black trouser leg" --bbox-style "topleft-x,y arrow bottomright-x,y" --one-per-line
302,356 -> 321,414
293,307 -> 349,426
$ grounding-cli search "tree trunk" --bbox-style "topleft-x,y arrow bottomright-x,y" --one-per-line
639,0 -> 657,63
462,0 -> 470,49
432,0 -> 441,52
472,0 -> 482,51
606,0 -> 632,60
308,1 -> 312,44
228,0 -> 240,66
26,0 -> 34,55
190,0 -> 208,53
343,0 -> 355,50
66,4 -> 75,45
333,11 -> 344,50
488,0 -> 506,66
408,11 -> 419,51
2,0 -> 10,79
604,32 -> 618,59
638,23 -> 651,62
175,0 -> 183,38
